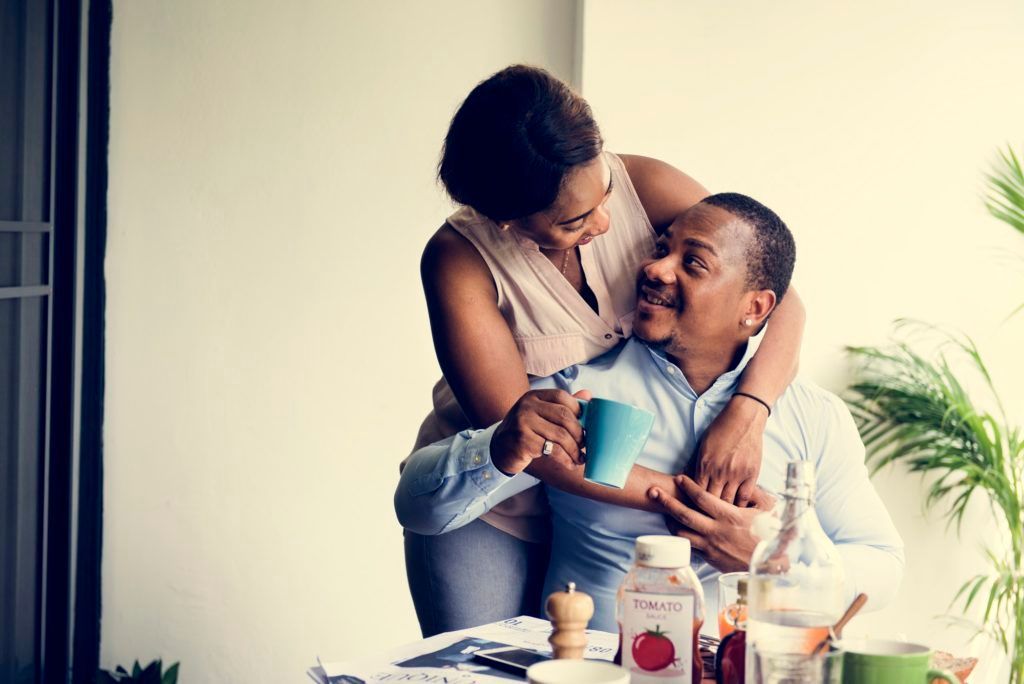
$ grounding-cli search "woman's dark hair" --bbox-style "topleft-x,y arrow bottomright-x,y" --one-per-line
438,65 -> 604,222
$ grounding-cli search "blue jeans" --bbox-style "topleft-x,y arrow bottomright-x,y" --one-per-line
404,519 -> 551,637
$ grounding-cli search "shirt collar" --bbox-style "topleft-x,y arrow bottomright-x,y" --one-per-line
640,325 -> 768,399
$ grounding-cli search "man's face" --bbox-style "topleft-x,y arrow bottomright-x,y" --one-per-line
633,204 -> 757,356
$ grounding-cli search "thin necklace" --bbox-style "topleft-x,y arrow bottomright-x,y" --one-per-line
561,248 -> 572,276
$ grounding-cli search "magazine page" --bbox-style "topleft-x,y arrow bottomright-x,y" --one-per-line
309,616 -> 619,684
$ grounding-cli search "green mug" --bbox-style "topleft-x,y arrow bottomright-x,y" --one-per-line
840,639 -> 958,683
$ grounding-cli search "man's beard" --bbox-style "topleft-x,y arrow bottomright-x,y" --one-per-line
641,331 -> 673,350
635,322 -> 678,352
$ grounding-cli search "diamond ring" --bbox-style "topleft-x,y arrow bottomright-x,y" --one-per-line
541,440 -> 554,456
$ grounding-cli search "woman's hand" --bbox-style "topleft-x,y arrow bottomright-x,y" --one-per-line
694,395 -> 769,507
491,389 -> 591,476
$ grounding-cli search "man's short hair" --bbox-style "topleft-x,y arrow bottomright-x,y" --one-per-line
702,192 -> 796,302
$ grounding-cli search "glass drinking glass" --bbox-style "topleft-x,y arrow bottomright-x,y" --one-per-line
718,571 -> 748,638
752,639 -> 843,684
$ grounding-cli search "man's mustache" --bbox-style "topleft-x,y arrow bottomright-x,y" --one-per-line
638,279 -> 682,311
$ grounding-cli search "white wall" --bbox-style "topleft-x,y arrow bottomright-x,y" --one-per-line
104,2 -> 577,681
580,0 -> 1024,678
105,1 -> 1024,681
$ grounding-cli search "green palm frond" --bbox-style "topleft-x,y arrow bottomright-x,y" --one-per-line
986,144 -> 1024,320
845,321 -> 1024,666
986,145 -> 1024,237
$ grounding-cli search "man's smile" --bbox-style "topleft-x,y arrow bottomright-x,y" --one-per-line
639,284 -> 678,310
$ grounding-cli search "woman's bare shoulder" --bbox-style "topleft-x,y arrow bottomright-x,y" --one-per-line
421,222 -> 495,297
618,153 -> 709,231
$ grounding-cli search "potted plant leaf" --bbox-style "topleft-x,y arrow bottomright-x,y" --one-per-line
97,659 -> 178,684
845,145 -> 1024,682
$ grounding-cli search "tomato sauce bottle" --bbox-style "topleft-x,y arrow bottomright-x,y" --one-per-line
616,535 -> 705,683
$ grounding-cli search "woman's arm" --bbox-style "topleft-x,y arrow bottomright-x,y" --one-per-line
694,288 -> 805,505
527,458 -> 681,512
421,225 -> 531,427
619,154 -> 709,232
738,288 -> 804,403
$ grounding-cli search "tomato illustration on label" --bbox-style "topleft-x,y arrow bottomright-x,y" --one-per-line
631,625 -> 677,671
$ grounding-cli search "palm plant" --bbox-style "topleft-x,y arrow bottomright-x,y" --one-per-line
845,145 -> 1024,682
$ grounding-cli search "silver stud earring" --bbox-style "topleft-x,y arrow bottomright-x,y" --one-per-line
743,318 -> 752,327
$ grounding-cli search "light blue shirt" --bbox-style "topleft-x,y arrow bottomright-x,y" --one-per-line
395,337 -> 905,632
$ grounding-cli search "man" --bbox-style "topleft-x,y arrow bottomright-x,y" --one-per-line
395,193 -> 904,631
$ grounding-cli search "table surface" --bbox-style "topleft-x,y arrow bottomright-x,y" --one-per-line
316,617 -> 724,683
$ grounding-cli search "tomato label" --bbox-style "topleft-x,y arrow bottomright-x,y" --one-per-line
621,590 -> 694,682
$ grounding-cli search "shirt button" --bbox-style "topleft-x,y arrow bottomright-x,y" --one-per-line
482,471 -> 492,480
604,333 -> 613,340
666,366 -> 677,375
473,454 -> 482,465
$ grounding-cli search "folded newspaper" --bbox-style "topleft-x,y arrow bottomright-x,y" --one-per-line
307,616 -> 618,684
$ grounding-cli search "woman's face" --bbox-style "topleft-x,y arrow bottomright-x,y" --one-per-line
511,156 -> 613,251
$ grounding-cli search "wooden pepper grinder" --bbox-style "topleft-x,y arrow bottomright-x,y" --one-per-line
545,581 -> 595,660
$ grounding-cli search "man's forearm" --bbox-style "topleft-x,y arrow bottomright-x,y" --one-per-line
525,460 -> 676,512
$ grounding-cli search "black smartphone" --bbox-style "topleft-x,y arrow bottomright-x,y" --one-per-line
472,646 -> 551,676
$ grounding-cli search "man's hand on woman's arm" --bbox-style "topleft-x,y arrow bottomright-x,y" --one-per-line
647,475 -> 776,573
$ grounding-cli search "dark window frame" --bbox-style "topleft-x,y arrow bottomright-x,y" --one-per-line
1,0 -> 108,682
69,1 -> 109,681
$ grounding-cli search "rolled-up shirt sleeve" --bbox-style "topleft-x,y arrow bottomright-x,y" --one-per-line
813,393 -> 906,612
394,423 -> 540,536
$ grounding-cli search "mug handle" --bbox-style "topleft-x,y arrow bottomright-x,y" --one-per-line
577,398 -> 589,427
926,668 -> 958,684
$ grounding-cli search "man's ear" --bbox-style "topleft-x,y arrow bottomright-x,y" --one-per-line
743,289 -> 777,329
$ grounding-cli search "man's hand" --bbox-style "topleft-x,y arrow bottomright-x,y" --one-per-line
491,389 -> 591,476
695,394 -> 769,507
648,475 -> 774,573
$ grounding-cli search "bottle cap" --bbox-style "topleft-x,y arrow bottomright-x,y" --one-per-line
785,460 -> 815,499
635,535 -> 690,568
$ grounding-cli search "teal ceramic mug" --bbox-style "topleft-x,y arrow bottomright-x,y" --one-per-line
840,639 -> 958,684
577,398 -> 655,488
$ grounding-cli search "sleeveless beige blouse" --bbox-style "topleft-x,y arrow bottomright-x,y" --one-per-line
411,151 -> 657,542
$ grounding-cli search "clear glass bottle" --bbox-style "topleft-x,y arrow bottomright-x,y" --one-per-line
616,535 -> 705,684
745,461 -> 845,683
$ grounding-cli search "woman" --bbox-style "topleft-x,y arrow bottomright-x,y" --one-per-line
404,65 -> 804,637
